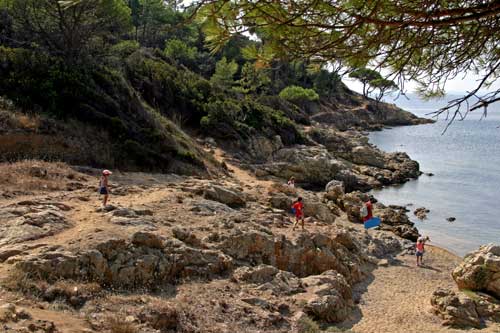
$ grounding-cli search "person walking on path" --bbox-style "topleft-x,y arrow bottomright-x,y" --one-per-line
291,197 -> 305,231
99,170 -> 112,207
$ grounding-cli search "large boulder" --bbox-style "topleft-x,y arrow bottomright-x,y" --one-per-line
300,270 -> 353,323
351,145 -> 386,168
430,288 -> 481,328
324,180 -> 344,204
203,185 -> 246,208
452,244 -> 500,298
256,146 -> 347,187
233,265 -> 304,295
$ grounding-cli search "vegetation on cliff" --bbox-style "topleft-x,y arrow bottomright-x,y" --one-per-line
0,0 -> 416,172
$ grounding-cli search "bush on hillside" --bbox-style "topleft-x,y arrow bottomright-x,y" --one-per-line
279,85 -> 319,105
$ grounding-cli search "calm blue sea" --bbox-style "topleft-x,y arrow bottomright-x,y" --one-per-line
369,96 -> 500,257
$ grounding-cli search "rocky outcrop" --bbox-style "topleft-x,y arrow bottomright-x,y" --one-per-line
218,231 -> 364,283
268,192 -> 338,224
254,146 -> 346,188
232,265 -> 304,295
15,232 -> 233,288
431,244 -> 500,329
0,203 -> 71,247
312,97 -> 433,130
301,270 -> 353,323
204,185 -> 246,208
431,288 -> 481,328
452,244 -> 500,298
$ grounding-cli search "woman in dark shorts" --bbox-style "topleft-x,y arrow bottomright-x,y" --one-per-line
99,170 -> 112,207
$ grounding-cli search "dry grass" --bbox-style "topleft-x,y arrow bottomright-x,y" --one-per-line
0,98 -> 40,131
105,314 -> 138,333
2,267 -> 56,298
0,160 -> 85,192
268,182 -> 298,196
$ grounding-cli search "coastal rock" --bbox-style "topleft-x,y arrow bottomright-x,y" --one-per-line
414,207 -> 430,220
218,231 -> 364,283
447,217 -> 456,222
15,237 -> 233,288
269,192 -> 337,224
351,145 -> 386,168
203,185 -> 246,208
378,206 -> 419,241
256,146 -> 347,187
324,180 -> 344,204
452,244 -> 500,298
300,270 -> 353,323
431,288 -> 481,328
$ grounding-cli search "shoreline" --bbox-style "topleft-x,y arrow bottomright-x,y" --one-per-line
364,119 -> 465,258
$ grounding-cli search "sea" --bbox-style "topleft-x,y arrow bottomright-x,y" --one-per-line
369,94 -> 500,257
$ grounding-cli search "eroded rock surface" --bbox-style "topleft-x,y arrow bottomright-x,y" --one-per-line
452,244 -> 500,298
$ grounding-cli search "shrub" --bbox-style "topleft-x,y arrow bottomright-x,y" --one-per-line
279,85 -> 319,104
297,316 -> 321,333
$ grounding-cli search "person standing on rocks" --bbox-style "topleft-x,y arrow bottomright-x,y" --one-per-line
99,169 -> 112,207
287,176 -> 295,187
292,197 -> 305,231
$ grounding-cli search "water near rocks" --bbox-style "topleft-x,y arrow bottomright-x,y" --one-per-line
370,97 -> 500,257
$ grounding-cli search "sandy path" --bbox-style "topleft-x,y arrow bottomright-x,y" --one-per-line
343,246 -> 500,333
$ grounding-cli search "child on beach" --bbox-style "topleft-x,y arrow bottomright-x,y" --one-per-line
416,236 -> 430,266
99,170 -> 112,207
292,197 -> 305,231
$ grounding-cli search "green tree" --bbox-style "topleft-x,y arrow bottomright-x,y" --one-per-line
3,0 -> 131,63
164,38 -> 197,66
235,62 -> 270,94
210,57 -> 238,90
348,68 -> 382,97
196,0 -> 500,115
370,78 -> 398,102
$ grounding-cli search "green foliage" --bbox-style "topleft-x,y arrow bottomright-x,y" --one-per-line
349,68 -> 382,97
164,38 -> 197,66
370,78 -> 398,101
279,85 -> 319,104
297,316 -> 321,333
235,62 -> 271,94
210,57 -> 238,90
110,40 -> 141,58
197,0 -> 500,109
4,0 -> 132,63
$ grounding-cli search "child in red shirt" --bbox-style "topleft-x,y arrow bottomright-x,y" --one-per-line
292,197 -> 304,231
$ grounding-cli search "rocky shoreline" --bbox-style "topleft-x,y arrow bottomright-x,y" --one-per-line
0,102 -> 497,332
